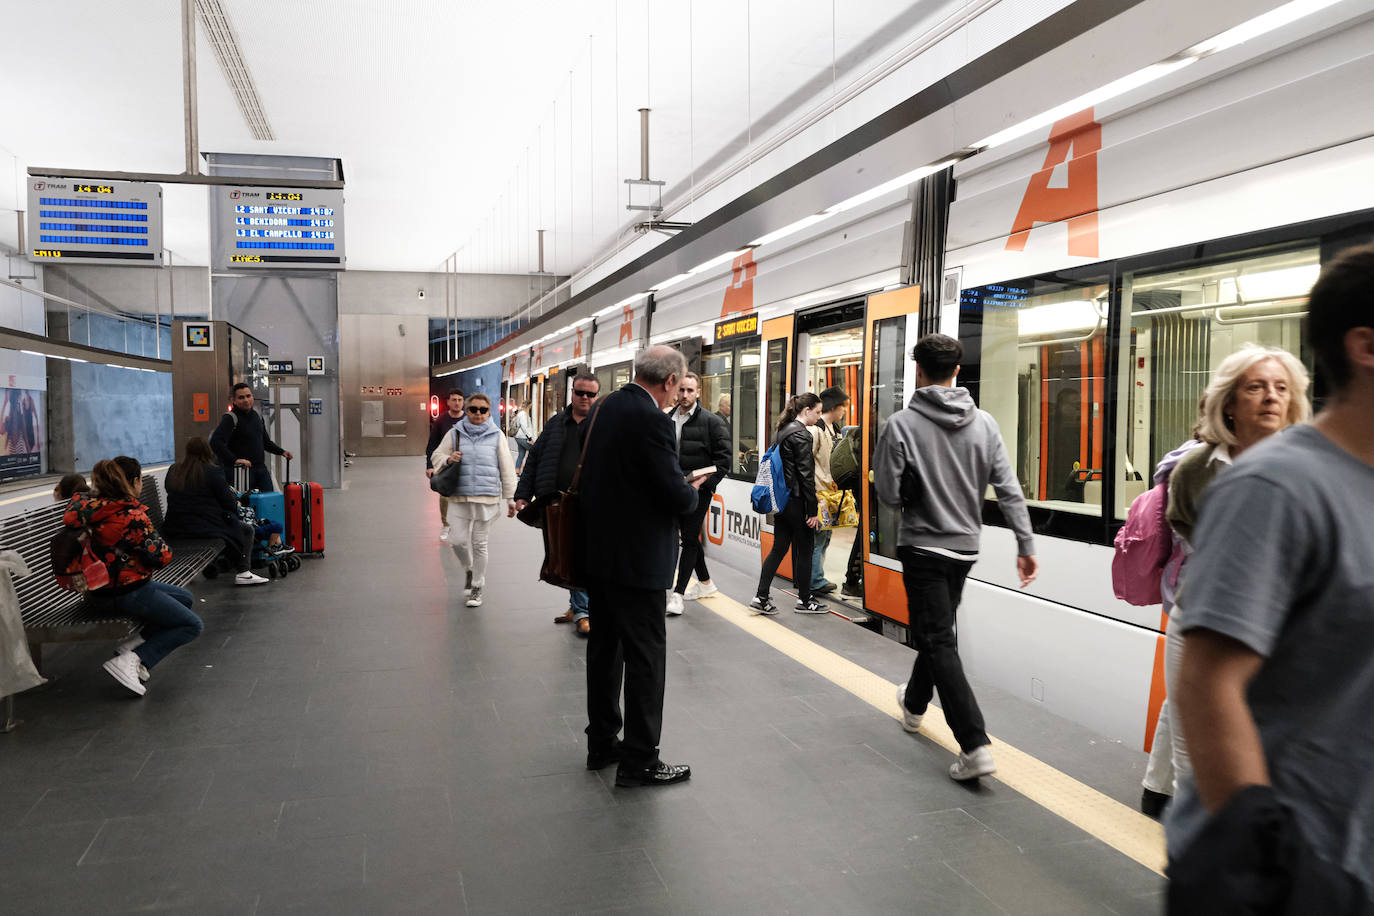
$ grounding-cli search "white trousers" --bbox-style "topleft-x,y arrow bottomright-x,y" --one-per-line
1142,610 -> 1192,795
451,515 -> 492,588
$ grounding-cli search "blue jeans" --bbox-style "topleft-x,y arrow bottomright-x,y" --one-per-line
810,528 -> 833,589
515,437 -> 531,471
570,588 -> 590,622
96,581 -> 203,670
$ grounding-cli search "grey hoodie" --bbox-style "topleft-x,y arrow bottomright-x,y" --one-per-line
873,386 -> 1035,556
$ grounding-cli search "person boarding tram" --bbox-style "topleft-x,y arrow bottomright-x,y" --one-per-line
424,388 -> 464,542
808,386 -> 849,596
751,392 -> 824,616
873,333 -> 1038,782
667,371 -> 731,616
1166,243 -> 1374,908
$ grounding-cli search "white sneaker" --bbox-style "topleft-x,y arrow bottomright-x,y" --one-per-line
102,653 -> 146,696
896,683 -> 923,733
439,525 -> 451,542
235,571 -> 270,586
666,592 -> 684,616
949,745 -> 996,782
115,634 -> 145,656
686,581 -> 719,600
683,579 -> 702,600
465,587 -> 483,608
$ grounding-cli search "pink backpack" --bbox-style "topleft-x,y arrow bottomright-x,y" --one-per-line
1112,481 -> 1172,606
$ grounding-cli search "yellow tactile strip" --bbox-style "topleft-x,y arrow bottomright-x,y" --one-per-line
700,592 -> 1167,876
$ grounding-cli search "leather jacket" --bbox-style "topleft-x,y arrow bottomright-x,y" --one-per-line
775,420 -> 818,516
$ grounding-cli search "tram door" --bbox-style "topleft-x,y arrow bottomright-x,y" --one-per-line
757,314 -> 795,577
860,286 -> 922,640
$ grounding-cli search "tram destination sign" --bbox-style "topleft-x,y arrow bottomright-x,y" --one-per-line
27,178 -> 163,266
212,185 -> 345,270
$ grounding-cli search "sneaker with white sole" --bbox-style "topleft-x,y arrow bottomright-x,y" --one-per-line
896,683 -> 923,733
949,745 -> 996,782
794,599 -> 828,614
439,525 -> 451,542
748,596 -> 778,616
466,587 -> 483,608
666,592 -> 684,616
267,543 -> 295,556
235,571 -> 270,586
115,634 -> 145,656
102,652 -> 146,696
687,581 -> 719,600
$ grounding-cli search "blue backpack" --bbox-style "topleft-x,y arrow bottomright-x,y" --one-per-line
750,442 -> 790,514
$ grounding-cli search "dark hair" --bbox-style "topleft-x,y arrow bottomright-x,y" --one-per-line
571,374 -> 600,390
1307,242 -> 1374,392
819,386 -> 849,412
166,437 -> 215,492
777,392 -> 822,434
90,459 -> 138,501
447,389 -> 464,400
913,333 -> 963,382
55,473 -> 89,501
232,382 -> 253,396
113,456 -> 142,489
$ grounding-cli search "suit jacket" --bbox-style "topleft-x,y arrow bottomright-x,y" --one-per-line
578,383 -> 698,590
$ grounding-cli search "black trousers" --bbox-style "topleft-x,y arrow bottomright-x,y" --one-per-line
222,521 -> 255,573
585,582 -> 667,768
757,501 -> 814,602
844,485 -> 864,586
898,548 -> 988,753
673,490 -> 712,594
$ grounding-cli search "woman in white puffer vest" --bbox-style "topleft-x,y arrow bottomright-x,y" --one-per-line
430,392 -> 517,607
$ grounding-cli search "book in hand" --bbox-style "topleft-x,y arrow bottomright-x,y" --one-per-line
687,466 -> 717,481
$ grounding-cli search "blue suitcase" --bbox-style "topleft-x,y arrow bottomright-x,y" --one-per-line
248,491 -> 286,534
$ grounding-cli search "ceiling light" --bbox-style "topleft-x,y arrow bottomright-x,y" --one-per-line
1018,300 -> 1105,337
748,213 -> 829,249
19,349 -> 44,357
824,159 -> 962,216
649,273 -> 692,293
1235,264 -> 1320,301
68,357 -> 87,363
1186,0 -> 1342,57
688,248 -> 753,275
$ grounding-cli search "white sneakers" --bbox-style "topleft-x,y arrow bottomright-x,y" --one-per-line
439,525 -> 451,542
103,652 -> 146,696
683,579 -> 720,600
235,571 -> 270,586
466,587 -> 483,607
113,637 -> 149,683
895,683 -> 923,733
949,745 -> 997,782
666,592 -> 684,616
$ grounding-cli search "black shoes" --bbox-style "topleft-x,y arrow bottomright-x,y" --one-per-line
841,580 -> 864,599
814,581 -> 838,595
615,761 -> 692,788
586,746 -> 622,770
1141,788 -> 1171,819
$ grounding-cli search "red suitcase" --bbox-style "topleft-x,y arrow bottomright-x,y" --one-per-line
283,460 -> 325,555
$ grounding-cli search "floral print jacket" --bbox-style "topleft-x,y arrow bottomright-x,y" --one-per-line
63,494 -> 172,590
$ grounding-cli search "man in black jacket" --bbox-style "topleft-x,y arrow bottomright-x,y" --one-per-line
514,374 -> 599,634
578,345 -> 705,787
667,371 -> 731,615
209,383 -> 292,492
424,389 -> 464,541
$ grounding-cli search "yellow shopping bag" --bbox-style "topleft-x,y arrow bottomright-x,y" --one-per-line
818,487 -> 859,529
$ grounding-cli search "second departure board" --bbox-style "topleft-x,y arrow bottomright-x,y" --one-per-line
27,178 -> 163,266
212,186 -> 345,270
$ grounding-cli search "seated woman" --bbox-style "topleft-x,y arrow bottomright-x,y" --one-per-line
64,458 -> 204,696
162,437 -> 269,586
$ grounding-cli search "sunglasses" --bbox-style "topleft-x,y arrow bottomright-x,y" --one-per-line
571,389 -> 597,398
467,406 -> 490,414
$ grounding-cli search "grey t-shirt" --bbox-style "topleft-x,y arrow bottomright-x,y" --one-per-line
1165,425 -> 1374,894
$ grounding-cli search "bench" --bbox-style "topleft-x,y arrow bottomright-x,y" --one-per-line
5,474 -> 224,676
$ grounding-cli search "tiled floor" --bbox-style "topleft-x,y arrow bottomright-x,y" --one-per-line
0,457 -> 1165,914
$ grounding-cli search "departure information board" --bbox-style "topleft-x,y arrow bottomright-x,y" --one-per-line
27,178 -> 163,266
212,186 -> 345,270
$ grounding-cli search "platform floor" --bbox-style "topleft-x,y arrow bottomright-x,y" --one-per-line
1,457 -> 1166,914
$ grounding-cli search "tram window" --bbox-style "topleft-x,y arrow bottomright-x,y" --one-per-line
764,339 -> 787,449
1113,246 -> 1316,519
700,341 -> 761,478
867,315 -> 907,561
962,274 -> 1111,517
592,361 -> 631,396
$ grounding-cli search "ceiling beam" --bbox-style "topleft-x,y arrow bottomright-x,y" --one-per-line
0,325 -> 171,372
26,167 -> 343,190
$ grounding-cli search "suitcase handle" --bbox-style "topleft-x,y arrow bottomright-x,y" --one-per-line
284,455 -> 290,486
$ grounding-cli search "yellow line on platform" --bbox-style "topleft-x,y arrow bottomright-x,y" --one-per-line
698,592 -> 1167,876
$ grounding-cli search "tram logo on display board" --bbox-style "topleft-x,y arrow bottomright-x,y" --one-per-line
707,494 -> 725,546
1006,107 -> 1101,258
721,250 -> 756,317
619,305 -> 636,345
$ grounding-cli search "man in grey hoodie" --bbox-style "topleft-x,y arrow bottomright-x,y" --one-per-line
873,333 -> 1038,782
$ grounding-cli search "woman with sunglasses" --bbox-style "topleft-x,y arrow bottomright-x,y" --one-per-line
430,392 -> 517,607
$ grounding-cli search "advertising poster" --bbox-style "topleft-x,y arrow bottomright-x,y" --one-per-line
0,388 -> 43,481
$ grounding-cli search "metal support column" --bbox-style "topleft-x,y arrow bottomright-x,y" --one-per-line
181,0 -> 200,176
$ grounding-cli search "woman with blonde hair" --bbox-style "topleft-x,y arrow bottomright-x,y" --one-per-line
1141,343 -> 1310,816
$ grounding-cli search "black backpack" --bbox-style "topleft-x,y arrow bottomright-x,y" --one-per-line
831,427 -> 861,491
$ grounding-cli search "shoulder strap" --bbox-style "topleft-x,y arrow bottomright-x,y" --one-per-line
567,392 -> 608,495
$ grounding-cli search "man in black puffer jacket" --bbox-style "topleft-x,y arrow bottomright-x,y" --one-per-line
666,371 -> 732,616
210,383 -> 292,492
514,373 -> 600,635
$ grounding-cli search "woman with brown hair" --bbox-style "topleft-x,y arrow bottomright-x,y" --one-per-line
63,457 -> 203,696
163,437 -> 268,586
751,392 -> 824,616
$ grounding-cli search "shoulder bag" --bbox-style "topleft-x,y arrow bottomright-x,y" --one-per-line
429,428 -> 463,497
539,398 -> 603,590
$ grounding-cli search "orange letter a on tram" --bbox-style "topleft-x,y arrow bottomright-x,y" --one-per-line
1006,108 -> 1101,258
721,251 -> 756,318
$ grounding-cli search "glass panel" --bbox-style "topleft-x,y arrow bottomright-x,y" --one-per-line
1113,246 -> 1316,518
612,362 -> 632,390
738,343 -> 760,476
764,338 -> 788,446
867,315 -> 907,561
699,349 -> 733,423
962,274 -> 1110,516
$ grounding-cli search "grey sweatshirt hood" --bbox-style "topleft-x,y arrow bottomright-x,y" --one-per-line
909,386 -> 977,429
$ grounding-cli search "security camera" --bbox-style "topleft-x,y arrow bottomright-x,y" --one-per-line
418,289 -> 426,300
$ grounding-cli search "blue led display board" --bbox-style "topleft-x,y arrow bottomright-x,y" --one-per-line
26,178 -> 163,266
212,186 -> 345,270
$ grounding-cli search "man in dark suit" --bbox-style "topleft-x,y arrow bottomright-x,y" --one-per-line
578,345 -> 706,787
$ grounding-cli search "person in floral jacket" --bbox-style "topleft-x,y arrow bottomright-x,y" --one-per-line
64,457 -> 202,696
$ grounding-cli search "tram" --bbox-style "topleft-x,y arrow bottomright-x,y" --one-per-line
495,5 -> 1374,751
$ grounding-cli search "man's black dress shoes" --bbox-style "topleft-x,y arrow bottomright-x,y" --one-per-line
615,761 -> 691,788
586,747 -> 622,770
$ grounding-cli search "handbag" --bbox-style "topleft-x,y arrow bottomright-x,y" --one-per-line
540,400 -> 603,590
429,429 -> 463,497
818,487 -> 859,530
51,526 -> 111,594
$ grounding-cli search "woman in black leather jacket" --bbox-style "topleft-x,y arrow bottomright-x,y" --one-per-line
752,392 -> 824,615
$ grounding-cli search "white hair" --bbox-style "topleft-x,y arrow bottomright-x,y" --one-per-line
634,345 -> 687,386
1196,344 -> 1311,446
